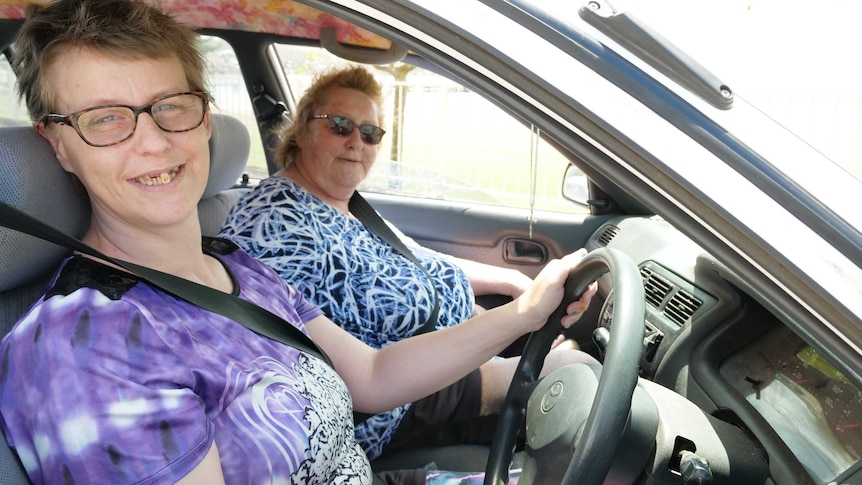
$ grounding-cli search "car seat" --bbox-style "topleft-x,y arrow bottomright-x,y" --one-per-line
0,113 -> 250,484
198,113 -> 251,236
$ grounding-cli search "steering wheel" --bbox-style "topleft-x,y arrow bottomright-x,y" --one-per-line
484,247 -> 645,485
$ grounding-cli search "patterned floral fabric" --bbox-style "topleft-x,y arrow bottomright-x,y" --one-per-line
0,0 -> 393,49
220,176 -> 476,459
0,238 -> 371,485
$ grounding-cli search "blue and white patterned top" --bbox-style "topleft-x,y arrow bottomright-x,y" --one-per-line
0,239 -> 370,485
220,176 -> 475,459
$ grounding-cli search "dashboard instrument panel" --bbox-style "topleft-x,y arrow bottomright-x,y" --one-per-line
720,325 -> 862,482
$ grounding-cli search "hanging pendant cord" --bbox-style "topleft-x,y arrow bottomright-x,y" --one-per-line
528,125 -> 540,238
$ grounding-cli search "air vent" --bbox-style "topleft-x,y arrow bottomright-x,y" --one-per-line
663,289 -> 703,325
596,225 -> 619,246
641,266 -> 672,308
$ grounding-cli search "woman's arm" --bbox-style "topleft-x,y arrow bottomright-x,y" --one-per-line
392,220 -> 531,298
453,256 -> 534,298
176,442 -> 226,485
307,249 -> 594,414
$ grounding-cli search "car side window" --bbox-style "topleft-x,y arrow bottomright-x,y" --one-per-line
0,54 -> 29,127
274,44 -> 588,214
199,35 -> 267,180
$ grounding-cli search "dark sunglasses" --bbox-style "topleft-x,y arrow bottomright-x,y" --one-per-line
309,114 -> 386,145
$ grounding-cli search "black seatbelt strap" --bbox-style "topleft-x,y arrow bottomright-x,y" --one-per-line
349,191 -> 439,334
251,84 -> 289,176
0,201 -> 332,367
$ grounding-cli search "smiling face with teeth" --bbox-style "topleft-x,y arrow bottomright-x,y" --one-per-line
38,47 -> 212,241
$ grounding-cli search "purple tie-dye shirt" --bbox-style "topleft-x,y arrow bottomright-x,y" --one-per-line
0,238 -> 370,484
0,238 -> 520,485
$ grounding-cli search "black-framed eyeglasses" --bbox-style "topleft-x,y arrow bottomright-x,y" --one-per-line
42,91 -> 209,148
309,114 -> 386,145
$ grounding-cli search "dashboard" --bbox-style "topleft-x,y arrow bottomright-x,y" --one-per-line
586,215 -> 862,484
720,324 -> 862,482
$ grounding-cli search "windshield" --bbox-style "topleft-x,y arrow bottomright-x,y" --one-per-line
526,0 -> 862,231
545,0 -> 862,181
457,0 -> 862,335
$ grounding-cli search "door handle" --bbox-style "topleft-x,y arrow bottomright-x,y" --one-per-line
504,237 -> 548,265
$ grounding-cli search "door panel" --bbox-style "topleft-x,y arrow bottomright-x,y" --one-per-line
363,192 -> 611,279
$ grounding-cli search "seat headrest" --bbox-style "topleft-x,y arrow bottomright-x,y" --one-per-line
0,126 -> 90,292
0,113 -> 250,292
204,113 -> 250,199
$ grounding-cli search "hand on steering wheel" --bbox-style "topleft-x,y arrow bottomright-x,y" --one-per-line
485,247 -> 645,485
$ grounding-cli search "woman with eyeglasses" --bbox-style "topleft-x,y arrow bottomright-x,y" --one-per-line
1,1 -> 595,484
220,66 -> 599,463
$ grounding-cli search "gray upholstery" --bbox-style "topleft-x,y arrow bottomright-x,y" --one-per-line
0,126 -> 91,293
202,113 -> 250,199
0,114 -> 251,484
199,113 -> 251,235
199,188 -> 248,236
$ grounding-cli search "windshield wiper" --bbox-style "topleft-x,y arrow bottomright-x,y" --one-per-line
579,0 -> 733,110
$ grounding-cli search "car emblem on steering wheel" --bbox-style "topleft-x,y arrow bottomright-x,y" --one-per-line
541,380 -> 565,413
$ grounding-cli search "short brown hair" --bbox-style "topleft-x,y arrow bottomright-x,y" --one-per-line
275,66 -> 385,167
13,0 -> 207,122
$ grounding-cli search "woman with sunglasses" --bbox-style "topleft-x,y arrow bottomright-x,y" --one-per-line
220,66 -> 599,463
